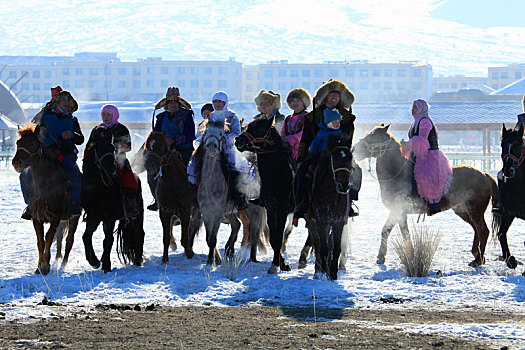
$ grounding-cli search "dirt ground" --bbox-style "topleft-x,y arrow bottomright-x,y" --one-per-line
0,305 -> 521,349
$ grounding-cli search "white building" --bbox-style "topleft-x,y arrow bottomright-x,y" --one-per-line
432,75 -> 488,93
487,64 -> 525,91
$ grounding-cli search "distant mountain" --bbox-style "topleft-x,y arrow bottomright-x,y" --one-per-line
1,1 -> 523,76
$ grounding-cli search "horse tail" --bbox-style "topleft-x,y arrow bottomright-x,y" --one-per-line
487,173 -> 501,240
116,215 -> 145,266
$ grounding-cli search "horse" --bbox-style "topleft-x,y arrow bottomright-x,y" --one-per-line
235,115 -> 295,273
144,131 -> 201,264
353,124 -> 499,267
12,124 -> 80,275
82,137 -> 145,273
303,134 -> 354,280
493,124 -> 525,272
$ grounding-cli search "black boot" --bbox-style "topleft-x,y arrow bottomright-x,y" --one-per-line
147,201 -> 158,211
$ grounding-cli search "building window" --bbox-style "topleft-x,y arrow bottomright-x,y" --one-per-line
191,80 -> 199,88
246,84 -> 253,92
330,69 -> 339,77
278,82 -> 286,90
302,82 -> 311,90
492,72 -> 498,79
397,82 -> 406,89
373,69 -> 380,77
134,81 -> 141,88
384,82 -> 392,90
63,68 -> 70,76
9,71 -> 16,78
461,83 -> 467,88
500,72 -> 508,79
219,80 -> 227,88
372,82 -> 380,90
32,71 -> 40,78
178,80 -> 185,87
204,80 -> 212,88
346,69 -> 354,77
277,69 -> 286,77
360,69 -> 368,77
265,70 -> 273,78
191,67 -> 199,75
302,70 -> 310,77
118,68 -> 126,75
219,67 -> 227,75
75,67 -> 83,75
21,82 -> 29,90
89,81 -> 98,88
516,72 -> 522,79
134,68 -> 141,76
161,66 -> 168,75
492,84 -> 498,90
397,69 -> 406,77
104,81 -> 111,89
385,69 -> 393,77
89,68 -> 98,76
290,69 -> 298,77
204,67 -> 212,74
359,82 -> 368,90
178,67 -> 185,75
412,82 -> 422,90
118,81 -> 126,88
413,69 -> 422,77
44,71 -> 52,78
147,80 -> 154,88
32,95 -> 40,102
246,72 -> 253,80
314,69 -> 323,77
161,80 -> 168,87
33,83 -> 40,90
451,82 -> 457,89
75,81 -> 83,88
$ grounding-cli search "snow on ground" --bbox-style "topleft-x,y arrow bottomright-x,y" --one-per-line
1,167 -> 524,345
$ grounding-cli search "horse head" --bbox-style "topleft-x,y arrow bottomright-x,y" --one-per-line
501,123 -> 525,179
12,124 -> 43,173
322,133 -> 353,194
235,116 -> 279,153
353,124 -> 398,161
144,131 -> 168,176
92,140 -> 117,186
202,119 -> 225,157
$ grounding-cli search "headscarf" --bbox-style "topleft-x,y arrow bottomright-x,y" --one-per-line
210,91 -> 231,121
100,104 -> 120,128
412,99 -> 430,120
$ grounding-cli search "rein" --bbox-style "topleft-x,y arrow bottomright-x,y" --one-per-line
362,137 -> 410,182
330,146 -> 353,194
16,145 -> 43,164
94,147 -> 116,187
241,127 -> 277,153
502,144 -> 525,167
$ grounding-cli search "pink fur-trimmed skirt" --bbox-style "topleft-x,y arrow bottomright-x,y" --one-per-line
414,149 -> 452,203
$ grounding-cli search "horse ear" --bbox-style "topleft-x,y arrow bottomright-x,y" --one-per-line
502,123 -> 507,134
384,123 -> 391,132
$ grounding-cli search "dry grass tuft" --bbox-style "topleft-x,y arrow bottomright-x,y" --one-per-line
392,223 -> 441,277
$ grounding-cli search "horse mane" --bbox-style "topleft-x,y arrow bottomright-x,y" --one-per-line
18,123 -> 37,137
199,118 -> 230,134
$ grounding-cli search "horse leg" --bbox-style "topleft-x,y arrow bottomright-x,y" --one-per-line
453,209 -> 491,267
377,212 -> 398,264
330,222 -> 345,280
267,210 -> 289,274
101,219 -> 116,273
497,213 -> 517,269
310,221 -> 330,278
55,220 -> 66,260
180,214 -> 194,259
32,219 -> 46,274
61,216 -> 80,269
188,208 -> 201,255
339,221 -> 350,271
41,220 -> 60,275
281,215 -> 294,253
204,218 -> 222,266
169,215 -> 178,251
238,210 -> 250,248
298,232 -> 313,269
160,211 -> 172,264
225,214 -> 240,260
398,214 -> 410,240
82,218 -> 101,268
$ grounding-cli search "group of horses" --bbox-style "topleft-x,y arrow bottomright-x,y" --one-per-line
11,119 -> 525,279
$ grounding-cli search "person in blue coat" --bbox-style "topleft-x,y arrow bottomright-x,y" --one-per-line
20,87 -> 84,219
147,87 -> 196,211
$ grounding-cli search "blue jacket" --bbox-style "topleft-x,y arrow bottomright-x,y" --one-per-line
309,120 -> 342,156
154,108 -> 196,148
38,108 -> 84,155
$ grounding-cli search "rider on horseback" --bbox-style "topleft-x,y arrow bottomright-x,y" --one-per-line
405,99 -> 452,216
281,88 -> 311,164
84,104 -> 141,219
294,80 -> 362,225
147,87 -> 196,211
20,87 -> 84,219
253,90 -> 286,134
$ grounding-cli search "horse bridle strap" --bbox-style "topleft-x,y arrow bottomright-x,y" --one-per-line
17,145 -> 43,162
362,138 -> 393,158
242,128 -> 276,151
502,145 -> 525,167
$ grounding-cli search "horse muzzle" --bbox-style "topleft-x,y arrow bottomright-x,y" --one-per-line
336,181 -> 351,194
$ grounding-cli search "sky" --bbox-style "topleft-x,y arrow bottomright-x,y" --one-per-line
0,0 -> 524,75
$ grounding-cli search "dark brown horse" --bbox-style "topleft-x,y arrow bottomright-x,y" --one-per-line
353,125 -> 499,267
12,124 -> 80,275
144,131 -> 201,263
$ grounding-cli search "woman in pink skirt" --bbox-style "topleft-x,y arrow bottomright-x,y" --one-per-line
407,99 -> 452,215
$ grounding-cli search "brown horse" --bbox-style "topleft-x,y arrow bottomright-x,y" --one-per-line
353,125 -> 499,267
12,124 -> 80,275
144,131 -> 201,263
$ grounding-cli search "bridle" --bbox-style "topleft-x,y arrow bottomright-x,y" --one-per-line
241,126 -> 277,153
501,142 -> 525,179
16,143 -> 43,165
330,146 -> 353,194
361,137 -> 393,158
94,146 -> 116,187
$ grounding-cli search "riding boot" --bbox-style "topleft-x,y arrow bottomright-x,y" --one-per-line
350,161 -> 362,201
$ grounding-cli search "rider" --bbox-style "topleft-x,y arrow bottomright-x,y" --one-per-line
294,80 -> 362,224
493,95 -> 525,214
253,89 -> 286,134
280,88 -> 311,163
406,99 -> 452,216
84,104 -> 141,218
187,91 -> 256,217
20,87 -> 84,219
147,87 -> 196,211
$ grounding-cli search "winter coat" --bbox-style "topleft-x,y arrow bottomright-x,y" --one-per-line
309,120 -> 343,156
154,108 -> 196,149
37,108 -> 84,156
280,110 -> 307,161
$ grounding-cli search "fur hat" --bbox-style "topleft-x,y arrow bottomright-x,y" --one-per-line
286,88 -> 311,109
314,80 -> 355,109
155,87 -> 191,110
54,90 -> 78,113
254,90 -> 281,113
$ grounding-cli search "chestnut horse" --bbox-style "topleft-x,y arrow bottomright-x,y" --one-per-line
353,125 -> 499,267
12,124 -> 80,275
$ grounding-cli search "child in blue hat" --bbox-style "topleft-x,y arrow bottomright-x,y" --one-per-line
309,108 -> 343,155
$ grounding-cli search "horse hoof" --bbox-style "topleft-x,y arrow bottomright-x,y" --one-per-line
185,250 -> 195,259
89,259 -> 101,269
506,256 -> 518,269
522,270 -> 525,277
338,264 -> 346,271
298,262 -> 307,269
103,268 -> 112,274
250,257 -> 258,263
268,264 -> 280,274
60,260 -> 68,270
169,241 -> 177,251
281,264 -> 291,272
468,260 -> 481,268
36,266 -> 50,275
376,257 -> 385,265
